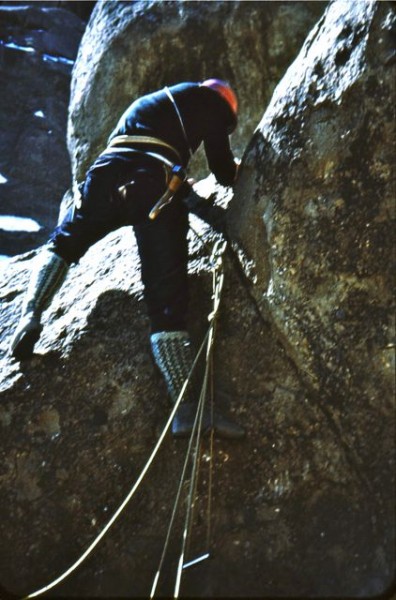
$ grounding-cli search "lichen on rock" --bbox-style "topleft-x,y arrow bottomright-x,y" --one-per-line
228,1 -> 395,592
0,1 -> 394,598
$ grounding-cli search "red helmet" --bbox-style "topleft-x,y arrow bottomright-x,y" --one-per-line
201,78 -> 238,117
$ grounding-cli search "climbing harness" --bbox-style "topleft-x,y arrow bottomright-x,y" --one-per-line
108,134 -> 182,163
100,133 -> 188,221
108,85 -> 198,222
21,235 -> 228,600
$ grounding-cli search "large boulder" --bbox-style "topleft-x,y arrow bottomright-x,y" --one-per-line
0,210 -> 313,598
228,0 -> 395,590
0,1 -> 394,598
68,0 -> 325,182
0,4 -> 85,256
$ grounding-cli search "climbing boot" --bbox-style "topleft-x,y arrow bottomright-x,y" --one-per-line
150,330 -> 245,439
10,248 -> 69,361
171,403 -> 245,439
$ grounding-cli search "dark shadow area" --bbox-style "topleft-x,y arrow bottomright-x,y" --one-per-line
1,287 -> 226,598
0,275 -> 394,598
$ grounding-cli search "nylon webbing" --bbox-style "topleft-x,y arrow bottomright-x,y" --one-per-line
164,86 -> 193,159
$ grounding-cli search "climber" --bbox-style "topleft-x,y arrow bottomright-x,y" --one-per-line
9,79 -> 244,439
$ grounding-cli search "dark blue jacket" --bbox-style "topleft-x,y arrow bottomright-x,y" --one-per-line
108,82 -> 237,186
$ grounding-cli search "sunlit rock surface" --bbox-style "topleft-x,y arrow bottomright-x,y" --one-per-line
0,4 -> 85,255
0,1 -> 394,598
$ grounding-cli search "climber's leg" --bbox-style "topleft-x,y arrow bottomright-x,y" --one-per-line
135,203 -> 244,439
150,330 -> 245,439
10,248 -> 69,360
134,198 -> 190,333
10,156 -> 127,361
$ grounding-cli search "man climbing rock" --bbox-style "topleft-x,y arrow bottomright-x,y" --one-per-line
10,79 -> 244,439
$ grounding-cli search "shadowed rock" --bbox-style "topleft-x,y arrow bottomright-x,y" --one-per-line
0,4 -> 85,255
0,1 -> 394,598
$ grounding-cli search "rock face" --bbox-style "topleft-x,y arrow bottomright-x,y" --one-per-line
228,0 -> 395,591
0,4 -> 85,256
230,1 -> 395,391
0,1 -> 395,598
68,0 -> 325,182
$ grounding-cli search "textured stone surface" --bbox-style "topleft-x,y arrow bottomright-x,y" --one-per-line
0,5 -> 85,255
68,0 -> 325,182
0,213 -> 303,598
228,0 -> 395,592
0,1 -> 394,598
2,206 -> 384,598
229,0 -> 395,420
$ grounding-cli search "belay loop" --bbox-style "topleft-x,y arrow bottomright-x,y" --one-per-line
21,235 -> 228,600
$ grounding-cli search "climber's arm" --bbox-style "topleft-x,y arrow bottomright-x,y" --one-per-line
203,132 -> 238,187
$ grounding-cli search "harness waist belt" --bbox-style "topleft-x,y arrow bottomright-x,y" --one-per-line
107,134 -> 181,163
100,144 -> 187,221
101,145 -> 176,168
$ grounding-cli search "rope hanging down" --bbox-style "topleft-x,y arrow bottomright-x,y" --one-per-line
151,237 -> 226,598
21,235 -> 228,600
150,371 -> 210,598
173,239 -> 226,598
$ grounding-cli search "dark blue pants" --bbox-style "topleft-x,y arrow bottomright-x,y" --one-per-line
49,153 -> 189,332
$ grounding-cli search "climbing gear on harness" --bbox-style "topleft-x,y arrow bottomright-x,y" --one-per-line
101,135 -> 188,221
150,327 -> 244,439
201,78 -> 238,117
10,249 -> 69,361
164,86 -> 193,160
148,164 -> 186,220
115,158 -> 186,221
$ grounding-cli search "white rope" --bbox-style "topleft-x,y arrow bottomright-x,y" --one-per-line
151,238 -> 227,598
23,236 -> 227,600
173,341 -> 213,598
23,332 -> 210,599
150,360 -> 208,598
173,239 -> 227,598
